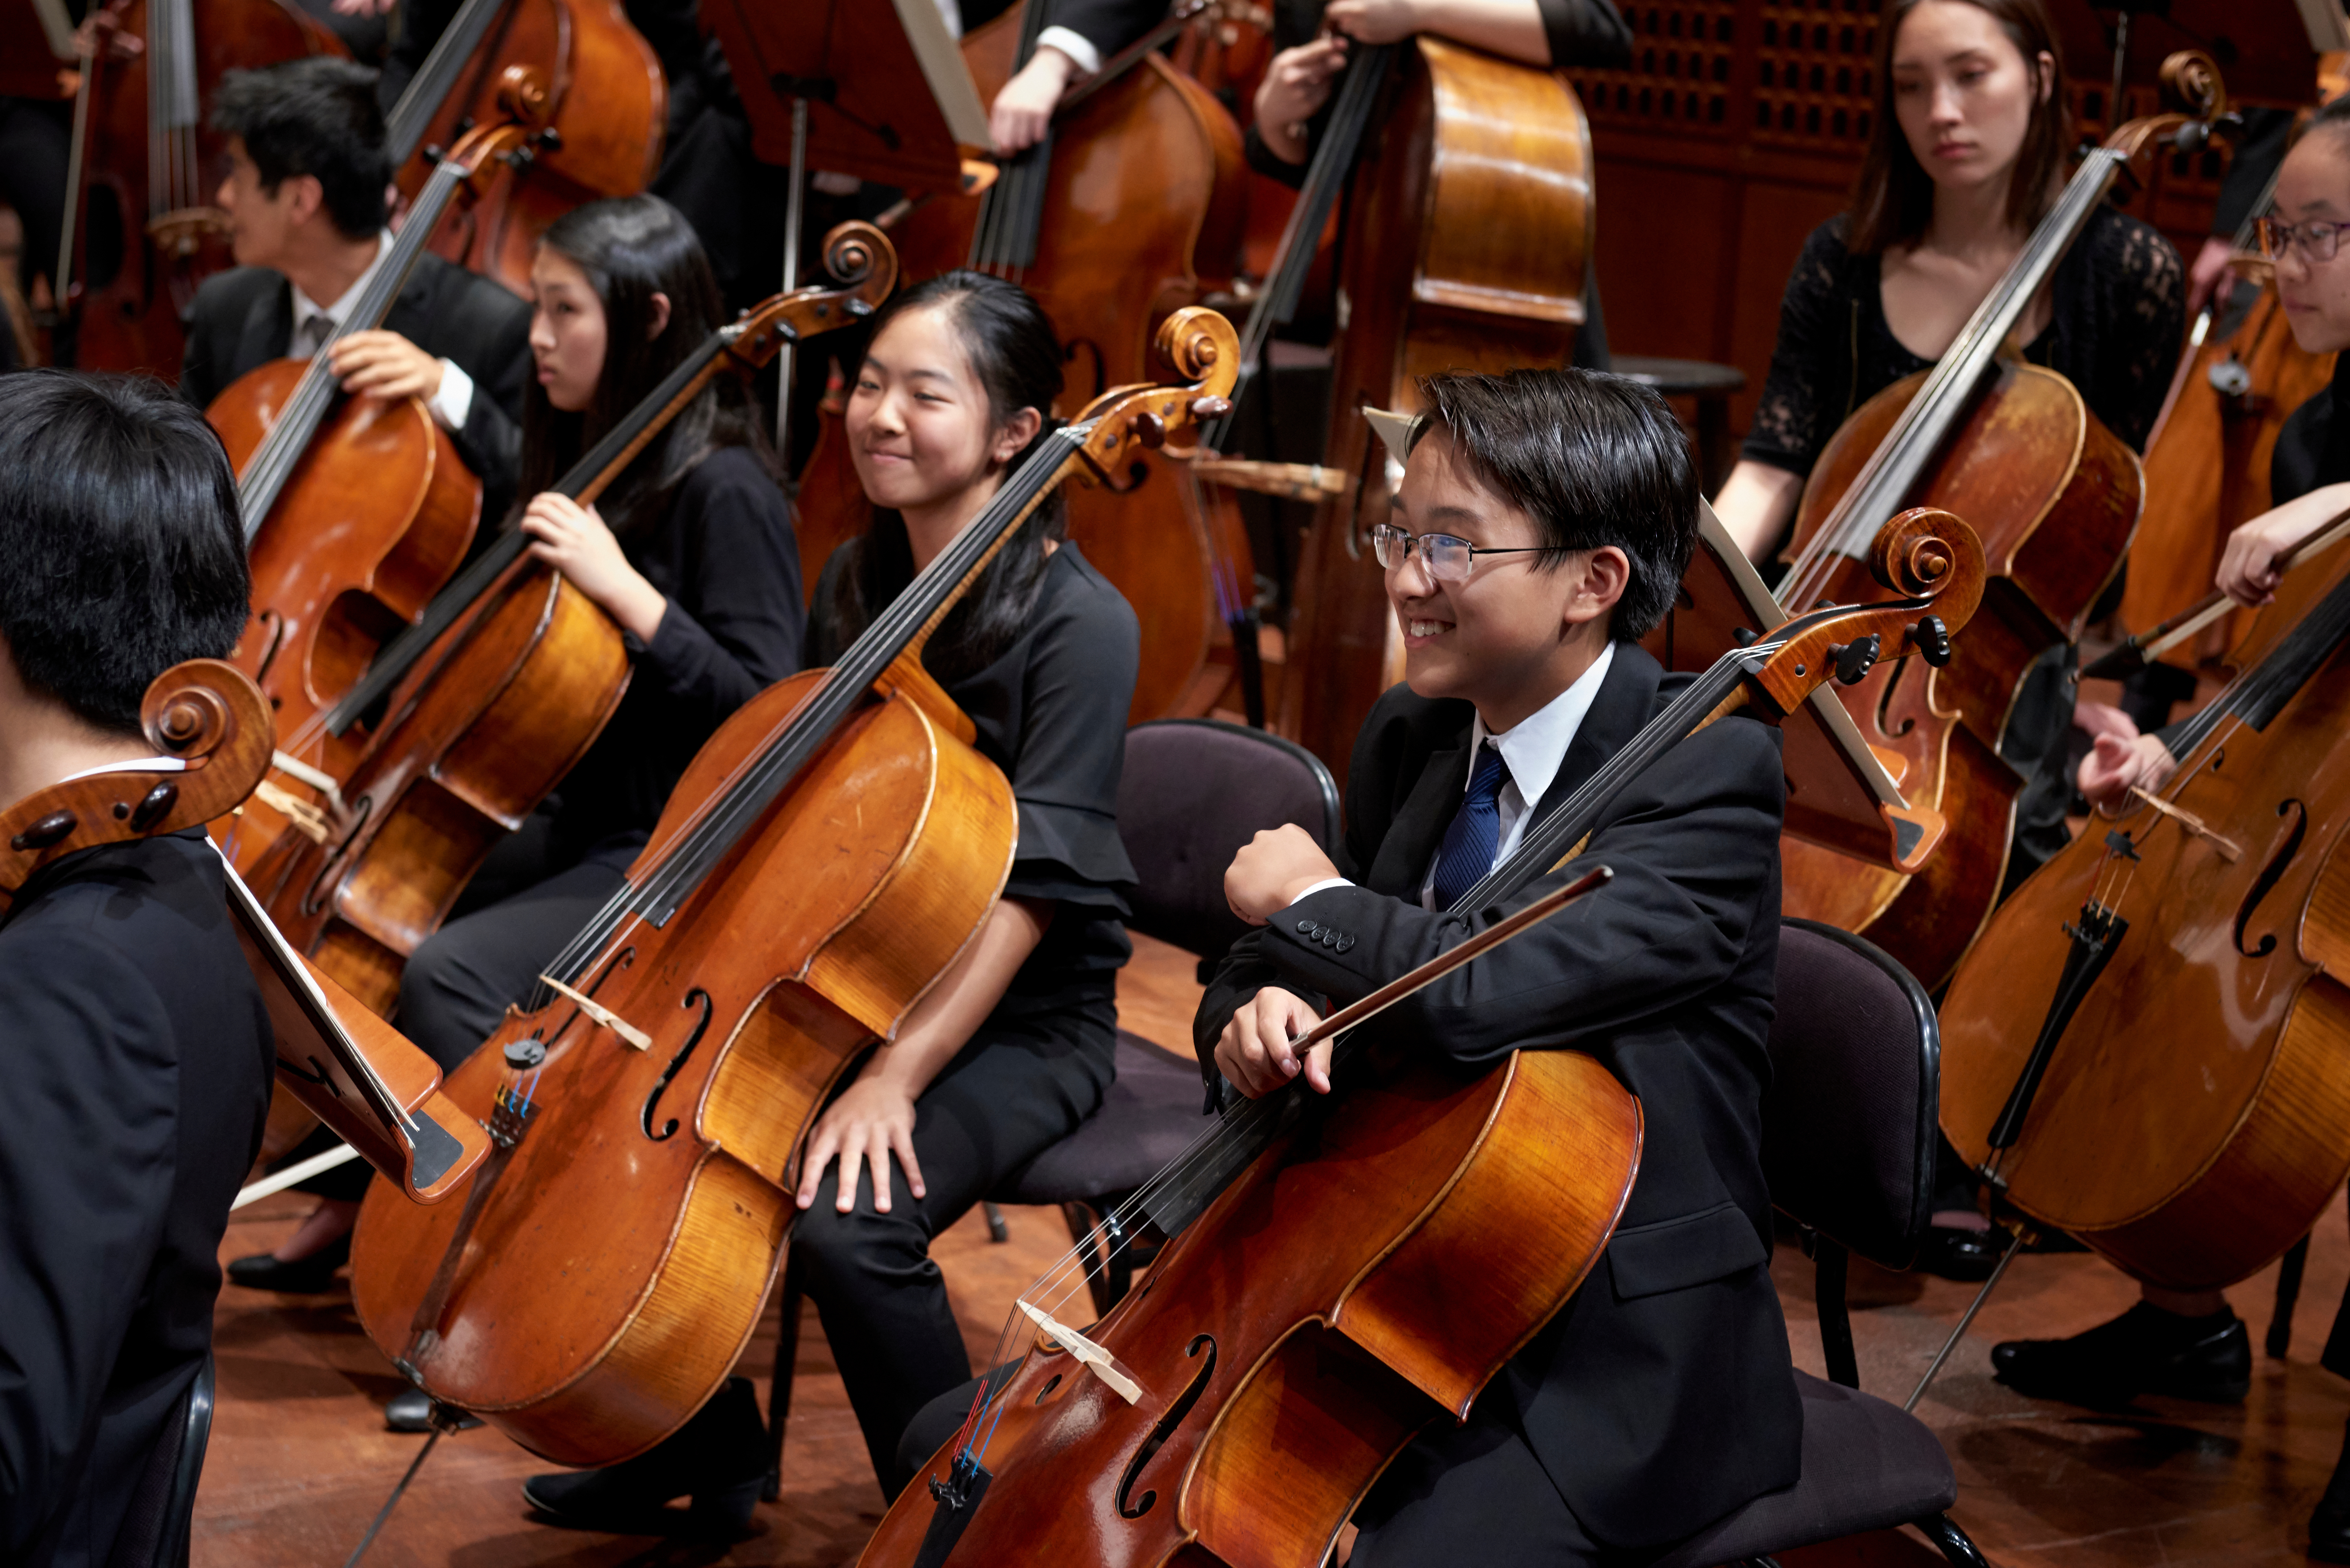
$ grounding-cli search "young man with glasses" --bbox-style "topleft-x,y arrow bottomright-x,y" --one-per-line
1986,92 -> 2350,1561
1196,367 -> 1801,1563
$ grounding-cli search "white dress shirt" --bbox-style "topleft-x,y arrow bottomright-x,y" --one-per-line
1285,642 -> 1618,912
1033,25 -> 1102,74
289,231 -> 475,433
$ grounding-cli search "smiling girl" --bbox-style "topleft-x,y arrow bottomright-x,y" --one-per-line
514,269 -> 1143,1535
225,196 -> 805,1341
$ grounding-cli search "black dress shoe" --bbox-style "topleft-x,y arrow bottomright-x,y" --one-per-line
2312,1495 -> 2350,1564
1914,1225 -> 2003,1282
1992,1302 -> 2250,1406
225,1233 -> 350,1293
522,1377 -> 767,1536
384,1387 -> 482,1434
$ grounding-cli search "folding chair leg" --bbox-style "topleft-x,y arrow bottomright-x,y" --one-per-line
763,1255 -> 804,1504
984,1201 -> 1009,1243
1814,1239 -> 1860,1391
1914,1511 -> 1990,1568
2270,1234 -> 2312,1358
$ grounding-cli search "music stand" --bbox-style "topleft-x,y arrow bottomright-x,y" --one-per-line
703,0 -> 994,455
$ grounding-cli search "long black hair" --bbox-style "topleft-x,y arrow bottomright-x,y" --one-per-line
515,195 -> 774,535
814,270 -> 1066,683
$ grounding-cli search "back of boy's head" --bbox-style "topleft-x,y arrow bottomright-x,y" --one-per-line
1410,368 -> 1699,640
0,372 -> 250,735
211,57 -> 391,240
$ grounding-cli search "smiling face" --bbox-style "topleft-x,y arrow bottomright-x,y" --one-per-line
528,248 -> 608,414
2271,130 -> 2350,356
1889,0 -> 2049,203
216,138 -> 308,271
845,302 -> 1035,525
1387,431 -> 1624,734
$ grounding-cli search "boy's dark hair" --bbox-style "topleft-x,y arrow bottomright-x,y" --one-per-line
0,372 -> 250,735
1409,368 -> 1699,640
211,58 -> 391,241
516,194 -> 776,539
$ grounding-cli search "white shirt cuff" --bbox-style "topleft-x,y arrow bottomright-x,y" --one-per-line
1032,26 -> 1101,76
1289,877 -> 1354,905
428,358 -> 474,432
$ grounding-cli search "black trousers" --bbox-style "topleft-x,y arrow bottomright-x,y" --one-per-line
797,1022 -> 1107,1498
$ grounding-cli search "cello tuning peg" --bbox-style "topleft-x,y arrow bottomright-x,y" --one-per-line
1827,634 -> 1880,685
1132,411 -> 1167,449
9,809 -> 77,852
1189,395 -> 1232,420
1909,615 -> 1952,668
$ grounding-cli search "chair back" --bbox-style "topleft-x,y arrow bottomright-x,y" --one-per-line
105,1353 -> 214,1568
1118,719 -> 1341,961
1761,920 -> 1940,1272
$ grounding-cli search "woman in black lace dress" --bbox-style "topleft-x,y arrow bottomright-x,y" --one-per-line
1715,0 -> 2181,561
1715,0 -> 2182,1281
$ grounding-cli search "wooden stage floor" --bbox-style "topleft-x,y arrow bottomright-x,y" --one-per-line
196,933 -> 2350,1567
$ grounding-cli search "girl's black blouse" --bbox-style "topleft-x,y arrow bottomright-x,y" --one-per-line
809,541 -> 1142,1054
1742,205 -> 2185,476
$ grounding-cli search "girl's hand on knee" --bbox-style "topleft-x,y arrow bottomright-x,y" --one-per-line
796,1075 -> 925,1214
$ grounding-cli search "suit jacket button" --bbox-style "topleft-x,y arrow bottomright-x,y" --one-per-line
1296,919 -> 1314,934
1321,930 -> 1339,947
1336,935 -> 1355,953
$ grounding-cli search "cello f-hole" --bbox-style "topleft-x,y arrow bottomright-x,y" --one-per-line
642,987 -> 714,1141
2234,799 -> 2307,959
1115,1333 -> 1217,1520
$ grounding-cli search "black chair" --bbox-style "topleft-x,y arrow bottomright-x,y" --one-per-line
762,718 -> 1341,1497
1654,920 -> 1988,1568
107,1354 -> 215,1568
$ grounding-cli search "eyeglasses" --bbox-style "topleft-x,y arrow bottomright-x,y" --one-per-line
2257,215 -> 2346,266
1369,522 -> 1552,582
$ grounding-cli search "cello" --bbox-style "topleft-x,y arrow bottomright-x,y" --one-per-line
860,507 -> 1986,1568
1276,34 -> 1594,777
0,658 -> 489,1204
1647,54 -> 2226,990
2123,63 -> 2346,670
343,309 -> 1242,1466
789,0 -> 1252,723
385,0 -> 665,297
1939,521 -> 2350,1291
235,223 -> 898,1016
57,0 -> 343,378
204,95 -> 548,871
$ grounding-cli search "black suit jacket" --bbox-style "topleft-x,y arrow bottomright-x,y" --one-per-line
179,250 -> 531,525
1194,644 -> 1803,1547
0,831 -> 274,1568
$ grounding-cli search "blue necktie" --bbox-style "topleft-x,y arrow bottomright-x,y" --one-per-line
1430,741 -> 1509,910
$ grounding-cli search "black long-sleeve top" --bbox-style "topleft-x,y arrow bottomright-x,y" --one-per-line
0,831 -> 273,1568
549,445 -> 805,864
1243,0 -> 1632,186
809,540 -> 1140,1091
1742,207 -> 2185,475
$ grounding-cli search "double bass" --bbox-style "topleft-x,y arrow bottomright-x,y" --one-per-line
1940,521 -> 2350,1290
385,0 -> 665,296
1277,34 -> 1593,777
58,0 -> 343,378
0,659 -> 489,1204
788,0 -> 1253,723
344,309 -> 1241,1464
235,225 -> 895,1017
861,508 -> 1985,1568
1647,53 -> 2227,989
